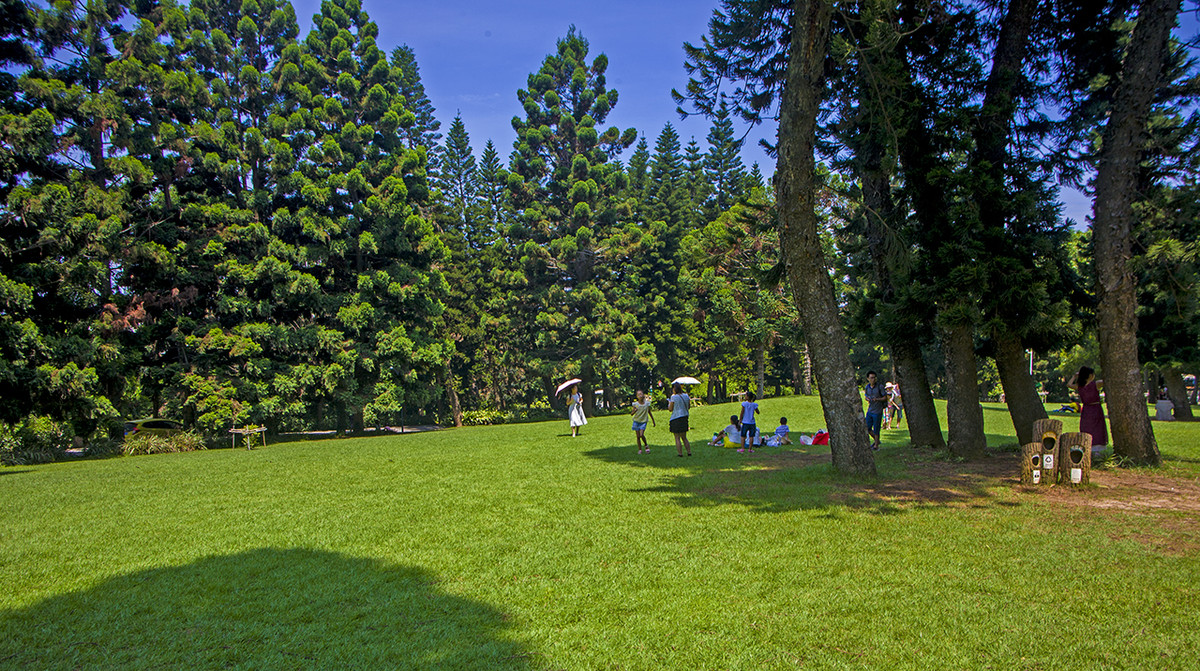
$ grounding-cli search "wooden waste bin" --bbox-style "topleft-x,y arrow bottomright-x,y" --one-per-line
1020,442 -> 1048,485
1032,418 -> 1063,484
1059,432 -> 1092,486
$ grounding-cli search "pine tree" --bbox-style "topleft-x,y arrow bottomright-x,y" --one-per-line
704,99 -> 746,217
626,136 -> 650,199
392,44 -> 441,151
279,0 -> 448,432
505,26 -> 637,411
476,139 -> 508,231
437,113 -> 479,239
679,0 -> 876,474
682,136 -> 708,225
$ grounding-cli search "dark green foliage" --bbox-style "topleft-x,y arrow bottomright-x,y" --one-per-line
703,99 -> 746,217
391,44 -> 441,152
504,26 -> 637,409
0,415 -> 72,465
123,430 -> 207,456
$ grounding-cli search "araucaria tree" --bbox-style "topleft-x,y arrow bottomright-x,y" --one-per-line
677,0 -> 876,475
505,26 -> 637,412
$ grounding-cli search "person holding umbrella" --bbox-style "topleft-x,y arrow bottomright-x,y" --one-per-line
567,384 -> 587,437
555,378 -> 587,438
668,381 -> 692,457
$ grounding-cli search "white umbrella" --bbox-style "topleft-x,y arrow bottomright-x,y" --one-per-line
555,378 -> 582,395
672,376 -> 701,385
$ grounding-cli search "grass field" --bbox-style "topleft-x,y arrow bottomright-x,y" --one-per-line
1,397 -> 1197,669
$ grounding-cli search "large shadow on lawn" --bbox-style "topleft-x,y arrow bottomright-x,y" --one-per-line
0,549 -> 532,669
585,444 -> 1016,515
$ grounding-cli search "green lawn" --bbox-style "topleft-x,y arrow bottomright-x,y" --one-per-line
2,398 -> 1197,669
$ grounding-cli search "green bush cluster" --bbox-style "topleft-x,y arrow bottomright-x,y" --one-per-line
460,408 -> 561,426
0,416 -> 73,466
123,432 -> 208,457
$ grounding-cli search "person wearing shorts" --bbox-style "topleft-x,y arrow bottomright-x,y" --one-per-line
739,391 -> 760,453
667,382 -> 691,457
631,389 -> 656,454
864,371 -> 886,450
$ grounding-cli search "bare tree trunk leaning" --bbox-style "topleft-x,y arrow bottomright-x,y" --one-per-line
892,340 -> 945,449
994,330 -> 1048,444
939,317 -> 987,459
1091,0 -> 1178,464
963,0 -> 1045,447
776,0 -> 875,476
859,139 -> 944,450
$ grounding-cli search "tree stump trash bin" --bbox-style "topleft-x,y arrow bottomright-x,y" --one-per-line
1032,418 -> 1063,484
1020,442 -> 1048,485
1059,432 -> 1092,486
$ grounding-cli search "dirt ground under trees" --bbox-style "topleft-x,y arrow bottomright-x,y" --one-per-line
752,448 -> 1200,556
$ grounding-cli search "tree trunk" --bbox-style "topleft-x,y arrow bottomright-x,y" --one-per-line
777,0 -> 874,476
858,122 -> 943,450
444,362 -> 464,427
1164,367 -> 1193,421
755,344 -> 766,399
706,366 -> 715,405
939,315 -> 987,459
892,339 -> 945,449
543,376 -> 561,412
581,360 -> 595,415
962,0 -> 1044,448
1091,0 -> 1177,465
994,329 -> 1048,444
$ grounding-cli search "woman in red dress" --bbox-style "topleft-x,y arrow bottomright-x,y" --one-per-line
1069,366 -> 1108,447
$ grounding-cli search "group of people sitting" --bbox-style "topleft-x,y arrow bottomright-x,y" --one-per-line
709,415 -> 793,449
706,412 -> 829,451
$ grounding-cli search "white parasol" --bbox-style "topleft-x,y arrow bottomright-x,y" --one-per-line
555,378 -> 582,395
672,376 -> 701,385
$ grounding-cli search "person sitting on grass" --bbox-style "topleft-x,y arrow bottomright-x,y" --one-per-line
710,415 -> 741,446
765,417 -> 791,447
631,389 -> 656,453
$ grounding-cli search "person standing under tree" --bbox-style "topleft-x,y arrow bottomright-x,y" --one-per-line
863,371 -> 886,450
1069,366 -> 1108,451
667,382 -> 692,457
567,384 -> 587,437
739,391 -> 761,453
630,390 -> 656,453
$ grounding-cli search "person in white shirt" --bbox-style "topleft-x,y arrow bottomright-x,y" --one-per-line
631,389 -> 656,453
710,415 -> 742,446
667,382 -> 692,457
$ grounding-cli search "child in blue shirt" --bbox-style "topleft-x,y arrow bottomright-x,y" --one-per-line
739,391 -> 760,453
766,417 -> 791,447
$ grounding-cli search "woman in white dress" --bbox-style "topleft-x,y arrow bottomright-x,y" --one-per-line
568,384 -> 587,437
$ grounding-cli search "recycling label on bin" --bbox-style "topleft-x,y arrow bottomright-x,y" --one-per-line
1044,454 -> 1054,470
1032,469 -> 1041,484
1071,468 -> 1082,484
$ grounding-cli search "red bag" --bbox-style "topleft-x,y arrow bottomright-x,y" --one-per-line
811,431 -> 829,446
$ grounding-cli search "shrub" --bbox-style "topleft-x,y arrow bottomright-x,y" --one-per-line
0,416 -> 73,466
123,431 -> 208,457
84,437 -> 123,458
460,408 -> 560,426
461,409 -> 510,426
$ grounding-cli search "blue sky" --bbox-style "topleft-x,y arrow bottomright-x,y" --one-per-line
289,1 -> 774,169
289,1 -> 1199,225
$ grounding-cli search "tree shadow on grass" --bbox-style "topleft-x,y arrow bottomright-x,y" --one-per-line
585,444 -> 1018,515
0,469 -> 32,476
0,549 -> 532,670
